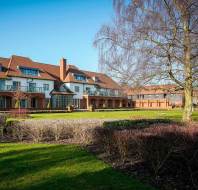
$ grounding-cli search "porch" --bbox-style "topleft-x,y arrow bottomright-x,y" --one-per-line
131,99 -> 172,109
0,92 -> 45,110
82,95 -> 128,109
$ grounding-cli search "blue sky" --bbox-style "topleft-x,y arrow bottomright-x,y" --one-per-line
0,0 -> 113,71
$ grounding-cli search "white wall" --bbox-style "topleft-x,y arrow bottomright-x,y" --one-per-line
5,77 -> 54,98
65,82 -> 96,99
65,82 -> 121,99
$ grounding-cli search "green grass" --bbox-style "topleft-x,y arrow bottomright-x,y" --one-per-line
0,143 -> 155,190
30,110 -> 198,121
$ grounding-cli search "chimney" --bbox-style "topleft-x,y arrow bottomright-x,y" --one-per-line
60,58 -> 67,81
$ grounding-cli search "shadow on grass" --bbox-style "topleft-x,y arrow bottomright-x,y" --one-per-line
0,144 -> 154,190
17,168 -> 153,190
0,145 -> 91,181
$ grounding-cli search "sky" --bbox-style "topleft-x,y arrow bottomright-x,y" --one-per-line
0,0 -> 113,71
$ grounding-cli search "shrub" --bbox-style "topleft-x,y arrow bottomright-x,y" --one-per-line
88,105 -> 95,112
4,119 -> 109,143
9,109 -> 29,118
10,122 -> 25,141
98,121 -> 198,189
0,114 -> 7,139
67,105 -> 74,112
4,117 -> 198,189
47,100 -> 51,109
103,119 -> 173,130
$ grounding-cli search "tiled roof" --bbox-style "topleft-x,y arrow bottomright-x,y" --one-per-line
63,65 -> 122,89
125,84 -> 198,96
0,57 -> 10,79
125,84 -> 182,95
5,55 -> 59,81
83,71 -> 122,90
0,55 -> 121,90
51,84 -> 75,95
62,62 -> 122,90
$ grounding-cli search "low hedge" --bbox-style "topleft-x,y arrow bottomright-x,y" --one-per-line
103,119 -> 174,129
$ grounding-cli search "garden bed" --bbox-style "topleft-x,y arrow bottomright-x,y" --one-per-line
87,121 -> 198,190
1,113 -> 198,190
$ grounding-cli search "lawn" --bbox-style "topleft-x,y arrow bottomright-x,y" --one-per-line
30,110 -> 198,121
0,143 -> 155,190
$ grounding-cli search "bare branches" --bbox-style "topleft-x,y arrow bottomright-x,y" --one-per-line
94,0 -> 197,88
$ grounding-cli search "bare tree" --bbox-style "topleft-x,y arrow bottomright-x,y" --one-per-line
94,0 -> 198,122
13,90 -> 28,110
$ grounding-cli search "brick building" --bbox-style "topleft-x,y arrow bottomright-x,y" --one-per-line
126,85 -> 198,109
0,55 -> 197,110
0,55 -> 127,110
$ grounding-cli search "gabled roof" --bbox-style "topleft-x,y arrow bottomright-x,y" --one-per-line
83,71 -> 122,90
125,84 -> 182,95
5,55 -> 59,81
0,57 -> 10,78
0,57 -> 9,68
125,84 -> 198,96
0,55 -> 122,90
63,66 -> 122,90
51,84 -> 75,95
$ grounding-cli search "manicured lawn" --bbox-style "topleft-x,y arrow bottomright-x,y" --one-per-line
0,143 -> 154,190
30,110 -> 198,121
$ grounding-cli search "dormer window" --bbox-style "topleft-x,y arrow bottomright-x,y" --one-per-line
93,76 -> 100,83
20,67 -> 39,76
0,65 -> 7,72
74,74 -> 86,81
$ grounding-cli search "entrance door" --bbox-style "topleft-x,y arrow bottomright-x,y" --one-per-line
0,96 -> 12,110
20,99 -> 28,108
0,96 -> 5,109
31,98 -> 37,108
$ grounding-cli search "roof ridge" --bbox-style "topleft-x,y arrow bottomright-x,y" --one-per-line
0,57 -> 9,60
82,70 -> 105,75
12,54 -> 33,61
6,56 -> 13,76
34,61 -> 59,68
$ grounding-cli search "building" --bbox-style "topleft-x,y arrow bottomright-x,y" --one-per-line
1,55 -> 196,111
0,55 -> 127,110
126,85 -> 198,109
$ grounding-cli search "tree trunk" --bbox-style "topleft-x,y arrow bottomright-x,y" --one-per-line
183,87 -> 193,122
182,12 -> 193,123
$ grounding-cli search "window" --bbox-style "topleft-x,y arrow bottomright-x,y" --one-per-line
0,80 -> 5,90
74,74 -> 86,81
93,76 -> 100,82
110,89 -> 115,96
20,67 -> 39,76
52,95 -> 73,109
0,65 -> 6,72
74,86 -> 80,92
73,99 -> 81,108
43,84 -> 49,91
0,96 -> 5,108
85,87 -> 90,92
29,83 -> 36,92
20,99 -> 27,108
13,81 -> 21,90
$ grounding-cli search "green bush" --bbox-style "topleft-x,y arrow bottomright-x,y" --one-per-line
103,119 -> 174,130
0,114 -> 8,138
